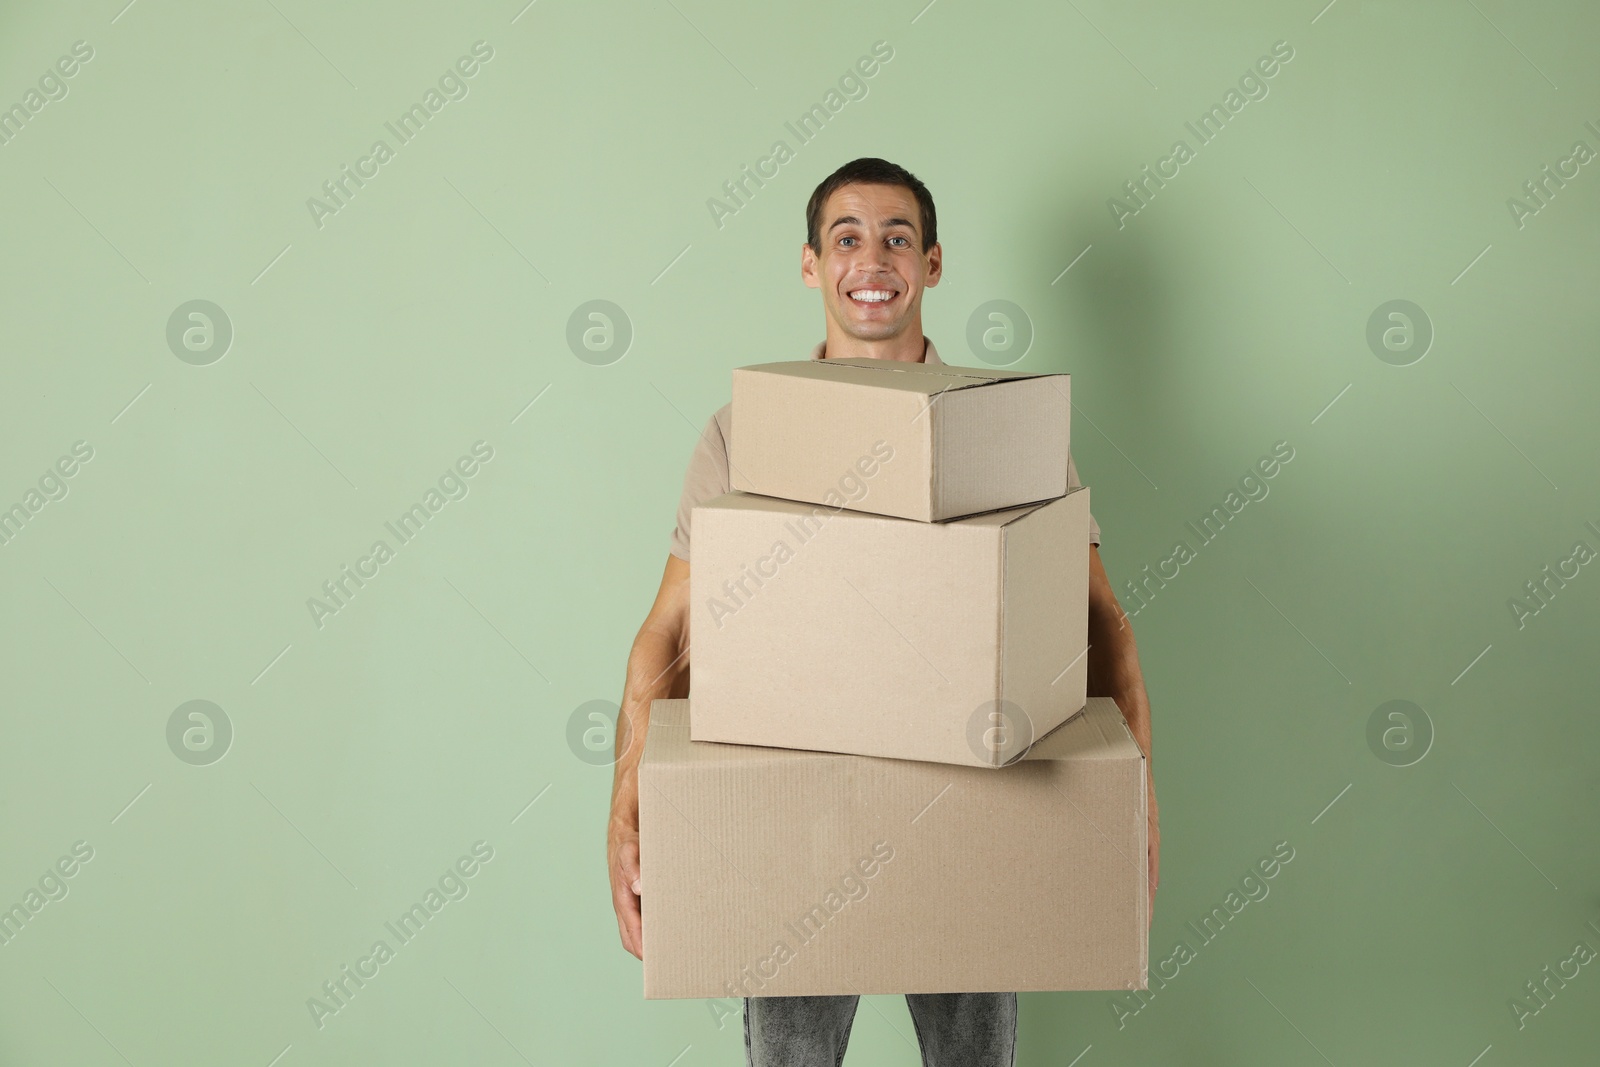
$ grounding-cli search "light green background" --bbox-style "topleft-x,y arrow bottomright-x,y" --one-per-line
1,0 -> 1596,1064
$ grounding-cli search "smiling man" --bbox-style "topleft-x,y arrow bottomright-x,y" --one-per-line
609,157 -> 1158,1067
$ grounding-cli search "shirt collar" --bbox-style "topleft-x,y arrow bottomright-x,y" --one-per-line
809,336 -> 943,365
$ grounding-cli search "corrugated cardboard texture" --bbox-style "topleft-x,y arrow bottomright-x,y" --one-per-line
690,486 -> 1089,767
640,697 -> 1148,999
729,358 -> 1070,522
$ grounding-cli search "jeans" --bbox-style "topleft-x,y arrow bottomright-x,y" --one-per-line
743,993 -> 1017,1067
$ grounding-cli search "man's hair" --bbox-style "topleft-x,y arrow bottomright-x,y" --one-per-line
806,158 -> 937,255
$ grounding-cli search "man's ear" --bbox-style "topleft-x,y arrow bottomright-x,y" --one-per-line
800,242 -> 821,289
923,241 -> 942,286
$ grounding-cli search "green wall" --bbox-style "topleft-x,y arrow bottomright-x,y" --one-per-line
1,1 -> 1596,1064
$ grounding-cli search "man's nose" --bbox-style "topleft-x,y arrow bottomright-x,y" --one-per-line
855,252 -> 891,275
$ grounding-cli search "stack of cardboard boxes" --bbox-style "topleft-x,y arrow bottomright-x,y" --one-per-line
641,357 -> 1148,999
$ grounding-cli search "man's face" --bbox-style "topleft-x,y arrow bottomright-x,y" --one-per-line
802,182 -> 941,344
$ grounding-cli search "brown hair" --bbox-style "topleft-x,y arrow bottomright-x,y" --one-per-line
806,157 -> 937,255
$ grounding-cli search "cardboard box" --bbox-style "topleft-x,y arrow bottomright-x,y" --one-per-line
641,697 -> 1148,998
728,357 -> 1071,522
690,485 -> 1090,768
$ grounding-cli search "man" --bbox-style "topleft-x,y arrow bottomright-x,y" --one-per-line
608,157 -> 1158,1066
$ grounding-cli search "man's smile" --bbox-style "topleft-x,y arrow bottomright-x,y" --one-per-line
846,286 -> 899,309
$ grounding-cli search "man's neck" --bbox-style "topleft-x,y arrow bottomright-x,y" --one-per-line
819,323 -> 928,363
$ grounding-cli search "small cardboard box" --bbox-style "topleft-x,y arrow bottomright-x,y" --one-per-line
728,357 -> 1071,522
640,697 -> 1148,999
690,485 -> 1090,768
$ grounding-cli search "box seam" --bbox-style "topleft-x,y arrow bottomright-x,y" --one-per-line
823,359 -> 1007,383
994,521 -> 1007,768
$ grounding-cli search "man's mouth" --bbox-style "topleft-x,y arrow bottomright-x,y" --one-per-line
846,287 -> 898,308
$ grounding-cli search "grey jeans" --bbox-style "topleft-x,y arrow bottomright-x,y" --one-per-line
743,993 -> 1017,1067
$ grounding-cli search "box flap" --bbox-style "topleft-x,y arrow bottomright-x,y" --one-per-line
819,357 -> 1054,382
697,489 -> 1055,528
1020,696 -> 1143,762
736,358 -> 1062,396
651,697 -> 1141,766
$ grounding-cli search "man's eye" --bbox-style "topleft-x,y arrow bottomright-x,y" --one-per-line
839,236 -> 856,247
889,236 -> 908,247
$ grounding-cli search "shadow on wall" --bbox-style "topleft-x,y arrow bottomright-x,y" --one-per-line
1039,171 -> 1269,516
1012,181 -> 1226,1066
1044,182 -> 1187,467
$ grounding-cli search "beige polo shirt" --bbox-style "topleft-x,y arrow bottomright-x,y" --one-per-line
668,335 -> 1101,561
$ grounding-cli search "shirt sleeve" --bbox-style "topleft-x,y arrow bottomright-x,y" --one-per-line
668,410 -> 732,563
1066,450 -> 1102,547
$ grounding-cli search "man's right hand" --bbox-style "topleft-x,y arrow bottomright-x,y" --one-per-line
609,553 -> 691,963
609,814 -> 644,959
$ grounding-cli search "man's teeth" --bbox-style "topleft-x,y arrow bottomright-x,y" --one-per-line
850,290 -> 895,302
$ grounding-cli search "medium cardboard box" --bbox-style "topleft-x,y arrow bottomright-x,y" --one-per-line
728,357 -> 1071,522
640,697 -> 1148,999
690,485 -> 1090,768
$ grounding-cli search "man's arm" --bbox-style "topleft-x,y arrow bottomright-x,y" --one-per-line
1086,545 -> 1148,754
1084,544 -> 1159,919
608,553 -> 692,961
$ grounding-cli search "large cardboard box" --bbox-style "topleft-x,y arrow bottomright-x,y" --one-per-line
728,357 -> 1071,522
641,697 -> 1148,998
690,485 -> 1090,768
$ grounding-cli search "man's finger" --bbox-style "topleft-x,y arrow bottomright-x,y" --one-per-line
614,884 -> 644,960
